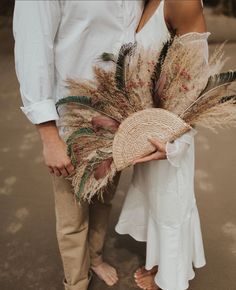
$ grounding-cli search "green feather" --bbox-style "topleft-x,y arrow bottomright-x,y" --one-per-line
115,43 -> 136,92
70,148 -> 78,167
56,95 -> 92,109
66,127 -> 113,167
66,127 -> 95,145
77,170 -> 91,200
151,35 -> 175,105
76,150 -> 112,199
56,95 -> 121,122
100,52 -> 116,62
66,128 -> 95,166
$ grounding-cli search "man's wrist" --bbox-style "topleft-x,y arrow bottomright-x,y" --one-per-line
36,121 -> 61,144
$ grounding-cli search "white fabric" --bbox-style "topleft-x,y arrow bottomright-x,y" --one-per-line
13,0 -> 144,124
116,2 -> 207,290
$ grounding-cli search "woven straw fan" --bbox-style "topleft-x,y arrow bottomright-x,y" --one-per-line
113,108 -> 191,171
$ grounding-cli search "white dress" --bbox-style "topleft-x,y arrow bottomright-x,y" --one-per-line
115,2 -> 207,290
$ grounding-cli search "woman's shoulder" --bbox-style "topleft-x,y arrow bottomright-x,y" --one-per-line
165,0 -> 203,14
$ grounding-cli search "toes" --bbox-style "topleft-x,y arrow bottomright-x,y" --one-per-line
134,275 -> 143,284
106,279 -> 115,287
110,267 -> 117,275
135,266 -> 145,275
106,271 -> 118,286
135,274 -> 158,290
136,271 -> 151,279
134,266 -> 149,279
104,275 -> 117,286
110,274 -> 119,284
91,263 -> 119,287
104,263 -> 118,276
135,278 -> 148,289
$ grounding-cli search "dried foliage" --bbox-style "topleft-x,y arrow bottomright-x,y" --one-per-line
56,32 -> 236,202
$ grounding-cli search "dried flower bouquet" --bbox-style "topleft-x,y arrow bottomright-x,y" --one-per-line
56,32 -> 236,202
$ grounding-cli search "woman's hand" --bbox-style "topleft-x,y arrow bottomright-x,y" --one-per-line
133,138 -> 167,165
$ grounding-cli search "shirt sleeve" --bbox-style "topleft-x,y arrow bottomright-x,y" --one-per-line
13,0 -> 61,124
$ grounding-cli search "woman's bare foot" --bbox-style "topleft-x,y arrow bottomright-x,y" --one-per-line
91,262 -> 118,286
134,266 -> 159,290
134,265 -> 158,279
137,272 -> 160,290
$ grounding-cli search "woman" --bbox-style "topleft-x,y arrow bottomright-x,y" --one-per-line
116,1 -> 208,289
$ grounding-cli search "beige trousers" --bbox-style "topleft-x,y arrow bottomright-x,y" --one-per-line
52,173 -> 120,290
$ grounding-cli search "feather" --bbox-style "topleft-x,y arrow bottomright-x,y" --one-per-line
180,73 -> 236,118
182,90 -> 236,125
66,128 -> 96,166
115,42 -> 136,92
77,151 -> 112,199
151,36 -> 175,106
199,71 -> 236,98
56,95 -> 122,122
99,52 -> 116,62
70,143 -> 81,167
66,127 -> 95,145
220,95 -> 236,104
66,128 -> 113,156
190,99 -> 236,132
56,95 -> 92,109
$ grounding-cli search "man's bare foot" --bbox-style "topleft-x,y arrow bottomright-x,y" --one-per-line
91,262 -> 118,286
134,266 -> 160,290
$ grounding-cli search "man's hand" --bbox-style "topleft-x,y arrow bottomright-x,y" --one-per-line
36,121 -> 75,177
133,138 -> 167,165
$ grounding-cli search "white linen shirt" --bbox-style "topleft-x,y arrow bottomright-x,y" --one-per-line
13,0 -> 144,124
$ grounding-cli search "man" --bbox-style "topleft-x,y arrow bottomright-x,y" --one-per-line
13,1 -> 144,289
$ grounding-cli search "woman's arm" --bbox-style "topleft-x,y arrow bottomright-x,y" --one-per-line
165,0 -> 206,35
134,0 -> 207,165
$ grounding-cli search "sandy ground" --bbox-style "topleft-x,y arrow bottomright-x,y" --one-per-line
1,22 -> 236,290
204,8 -> 236,42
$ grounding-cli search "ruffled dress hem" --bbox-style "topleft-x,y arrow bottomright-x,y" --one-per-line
115,184 -> 206,290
